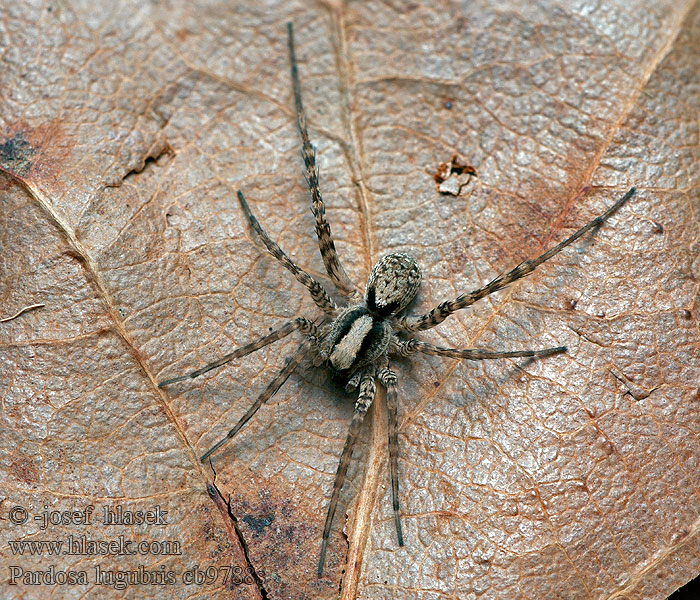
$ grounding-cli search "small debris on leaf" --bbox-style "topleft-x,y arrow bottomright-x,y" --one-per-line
0,303 -> 45,323
434,153 -> 477,196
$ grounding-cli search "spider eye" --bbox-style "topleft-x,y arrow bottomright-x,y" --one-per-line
365,253 -> 422,316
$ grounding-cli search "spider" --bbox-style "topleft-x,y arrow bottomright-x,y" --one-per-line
159,23 -> 636,577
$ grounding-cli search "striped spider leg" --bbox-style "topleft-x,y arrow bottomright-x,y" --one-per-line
398,187 -> 636,334
287,22 -> 360,303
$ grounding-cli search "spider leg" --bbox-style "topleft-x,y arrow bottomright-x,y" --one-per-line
378,367 -> 404,547
398,339 -> 566,360
287,23 -> 360,302
344,371 -> 362,392
158,317 -> 317,387
238,190 -> 337,315
318,371 -> 376,577
399,187 -> 636,332
200,339 -> 311,462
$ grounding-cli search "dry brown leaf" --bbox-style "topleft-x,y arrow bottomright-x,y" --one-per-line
1,2 -> 699,599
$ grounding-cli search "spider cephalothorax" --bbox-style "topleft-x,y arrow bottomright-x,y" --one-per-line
159,23 -> 636,578
320,305 -> 390,374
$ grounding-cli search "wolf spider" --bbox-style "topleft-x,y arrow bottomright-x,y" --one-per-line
159,23 -> 636,577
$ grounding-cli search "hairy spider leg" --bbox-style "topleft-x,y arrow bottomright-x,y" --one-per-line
404,339 -> 567,360
238,190 -> 338,315
287,23 -> 360,301
344,370 -> 362,391
318,372 -> 376,577
400,187 -> 636,332
378,367 -> 404,547
200,339 -> 311,462
158,317 -> 318,387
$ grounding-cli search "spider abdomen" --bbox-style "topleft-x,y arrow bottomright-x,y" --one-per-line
365,253 -> 422,316
323,306 -> 391,374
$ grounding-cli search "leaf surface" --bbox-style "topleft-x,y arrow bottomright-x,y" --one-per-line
1,2 -> 699,599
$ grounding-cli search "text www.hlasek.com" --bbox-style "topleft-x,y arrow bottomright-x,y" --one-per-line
8,535 -> 181,556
